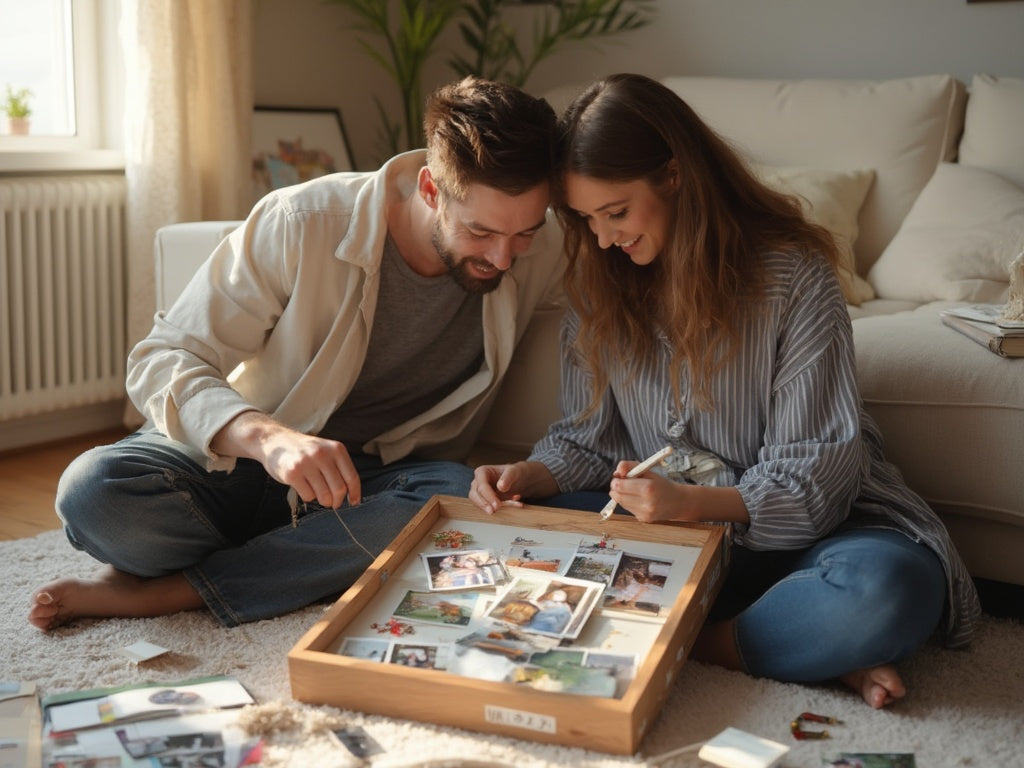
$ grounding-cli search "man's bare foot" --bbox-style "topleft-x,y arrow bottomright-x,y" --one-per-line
840,664 -> 906,708
29,566 -> 204,631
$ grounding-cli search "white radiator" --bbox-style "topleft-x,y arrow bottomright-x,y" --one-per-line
0,174 -> 127,422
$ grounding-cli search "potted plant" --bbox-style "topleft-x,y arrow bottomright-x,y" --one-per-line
3,84 -> 33,135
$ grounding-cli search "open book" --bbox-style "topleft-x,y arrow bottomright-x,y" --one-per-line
940,305 -> 1024,358
42,675 -> 260,767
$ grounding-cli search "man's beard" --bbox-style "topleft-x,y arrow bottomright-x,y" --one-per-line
432,223 -> 505,295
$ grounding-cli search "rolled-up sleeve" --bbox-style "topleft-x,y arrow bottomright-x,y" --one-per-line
731,258 -> 862,549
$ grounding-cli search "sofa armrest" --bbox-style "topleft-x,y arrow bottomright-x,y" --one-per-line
154,221 -> 243,311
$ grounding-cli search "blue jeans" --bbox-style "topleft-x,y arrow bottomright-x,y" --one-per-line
55,429 -> 474,626
535,490 -> 946,682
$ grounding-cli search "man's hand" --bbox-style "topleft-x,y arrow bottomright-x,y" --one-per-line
469,460 -> 557,514
212,411 -> 361,509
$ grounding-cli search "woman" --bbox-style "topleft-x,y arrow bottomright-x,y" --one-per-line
469,73 -> 980,709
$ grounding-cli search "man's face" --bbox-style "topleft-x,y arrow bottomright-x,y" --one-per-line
431,180 -> 551,294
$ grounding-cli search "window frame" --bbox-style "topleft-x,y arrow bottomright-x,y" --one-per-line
0,0 -> 123,172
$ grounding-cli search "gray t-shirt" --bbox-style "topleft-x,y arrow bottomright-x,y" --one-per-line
319,236 -> 484,451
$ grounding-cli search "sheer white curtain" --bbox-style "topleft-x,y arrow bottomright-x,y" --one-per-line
120,0 -> 253,425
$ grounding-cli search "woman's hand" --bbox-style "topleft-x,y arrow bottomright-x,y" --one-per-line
608,461 -> 688,523
610,460 -> 749,525
469,460 -> 558,514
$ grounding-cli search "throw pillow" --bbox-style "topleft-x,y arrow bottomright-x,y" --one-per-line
958,74 -> 1024,191
753,165 -> 876,305
867,163 -> 1024,303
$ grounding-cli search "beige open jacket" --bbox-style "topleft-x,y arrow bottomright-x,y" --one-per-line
127,150 -> 565,472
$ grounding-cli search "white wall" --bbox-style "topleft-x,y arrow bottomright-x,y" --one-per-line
254,0 -> 1024,171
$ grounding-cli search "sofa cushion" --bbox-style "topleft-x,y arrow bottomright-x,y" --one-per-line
476,305 -> 563,458
852,304 -> 1024,553
754,164 -> 875,304
867,163 -> 1024,303
659,75 -> 965,277
958,74 -> 1024,191
853,304 -> 1024,582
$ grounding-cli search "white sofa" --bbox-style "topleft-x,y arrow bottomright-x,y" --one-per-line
154,74 -> 1024,586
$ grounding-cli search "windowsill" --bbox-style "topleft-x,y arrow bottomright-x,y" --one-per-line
0,149 -> 125,173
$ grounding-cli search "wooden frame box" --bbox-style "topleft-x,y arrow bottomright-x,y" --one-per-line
288,495 -> 727,756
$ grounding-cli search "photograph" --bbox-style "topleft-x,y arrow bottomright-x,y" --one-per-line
564,546 -> 622,587
513,648 -> 624,698
392,589 -> 480,627
251,106 -> 354,204
386,642 -> 452,670
485,574 -> 604,640
337,637 -> 390,662
422,549 -> 508,591
116,727 -> 223,761
449,628 -> 557,682
581,651 -> 638,698
503,544 -> 573,574
602,552 -> 673,616
823,755 -> 917,768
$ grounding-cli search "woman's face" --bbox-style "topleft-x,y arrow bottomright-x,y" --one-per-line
564,172 -> 674,266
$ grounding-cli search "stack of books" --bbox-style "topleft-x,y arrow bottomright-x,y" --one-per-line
940,304 -> 1024,358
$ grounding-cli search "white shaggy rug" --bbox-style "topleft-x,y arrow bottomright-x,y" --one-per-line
3,529 -> 1022,768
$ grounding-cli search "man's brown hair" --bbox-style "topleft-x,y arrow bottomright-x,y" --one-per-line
424,77 -> 557,200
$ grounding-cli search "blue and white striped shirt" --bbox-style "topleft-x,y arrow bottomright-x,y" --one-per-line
529,250 -> 979,647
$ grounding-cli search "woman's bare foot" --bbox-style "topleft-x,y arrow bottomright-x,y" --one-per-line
840,664 -> 906,708
28,566 -> 204,631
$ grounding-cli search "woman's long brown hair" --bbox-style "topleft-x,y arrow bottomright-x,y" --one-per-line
555,73 -> 840,413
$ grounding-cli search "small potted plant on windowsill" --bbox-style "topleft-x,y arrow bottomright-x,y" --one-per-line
3,85 -> 33,135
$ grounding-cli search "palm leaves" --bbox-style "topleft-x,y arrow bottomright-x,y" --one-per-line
327,0 -> 654,160
452,0 -> 654,87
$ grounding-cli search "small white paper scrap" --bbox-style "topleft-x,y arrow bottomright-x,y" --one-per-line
698,726 -> 789,768
119,640 -> 169,663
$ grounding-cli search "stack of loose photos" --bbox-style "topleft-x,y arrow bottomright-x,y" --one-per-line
338,535 -> 675,698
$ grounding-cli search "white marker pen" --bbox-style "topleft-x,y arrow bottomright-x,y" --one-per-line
599,446 -> 674,520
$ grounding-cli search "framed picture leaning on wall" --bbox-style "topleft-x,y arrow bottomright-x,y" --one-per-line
251,106 -> 355,205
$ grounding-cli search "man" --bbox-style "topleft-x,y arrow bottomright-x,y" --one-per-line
29,77 -> 562,629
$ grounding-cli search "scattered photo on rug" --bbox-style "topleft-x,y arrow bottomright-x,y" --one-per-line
329,725 -> 384,759
386,642 -> 452,670
484,574 -> 603,640
422,549 -> 508,591
392,589 -> 480,627
823,754 -> 917,768
117,727 -> 224,761
503,544 -> 573,574
602,552 -> 673,616
337,637 -> 389,662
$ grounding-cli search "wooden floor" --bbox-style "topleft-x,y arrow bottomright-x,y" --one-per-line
0,428 -> 129,541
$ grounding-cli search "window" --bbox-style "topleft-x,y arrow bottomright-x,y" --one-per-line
0,0 -> 122,170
